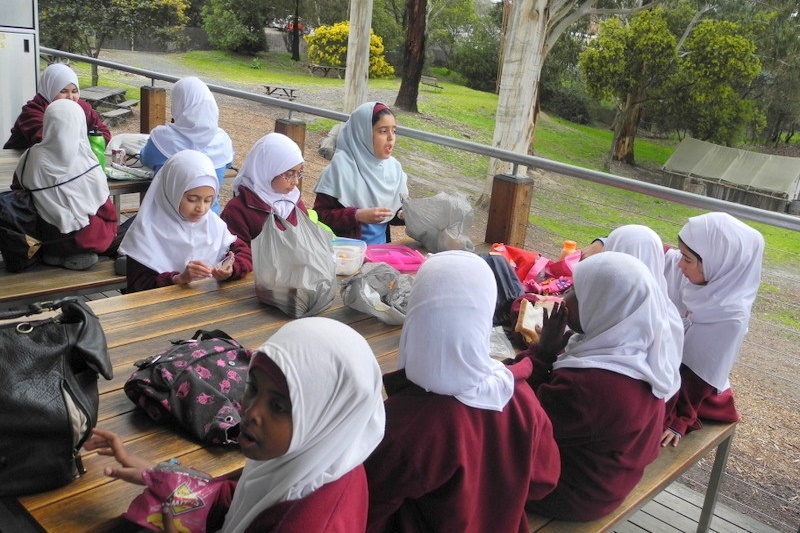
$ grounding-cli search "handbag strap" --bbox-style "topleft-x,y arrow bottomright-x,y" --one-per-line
0,296 -> 79,320
17,151 -> 101,193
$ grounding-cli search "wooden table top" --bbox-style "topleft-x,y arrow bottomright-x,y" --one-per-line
4,274 -> 404,532
80,86 -> 128,107
0,148 -> 150,195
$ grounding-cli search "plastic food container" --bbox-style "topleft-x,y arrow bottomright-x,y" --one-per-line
332,238 -> 367,276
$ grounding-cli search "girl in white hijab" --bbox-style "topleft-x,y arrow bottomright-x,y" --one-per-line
365,250 -> 561,532
221,133 -> 307,246
15,99 -> 117,269
661,212 -> 764,447
4,63 -> 111,149
313,101 -> 408,244
604,224 -> 683,400
85,317 -> 385,532
141,77 -> 233,214
119,150 -> 251,292
524,252 -> 671,521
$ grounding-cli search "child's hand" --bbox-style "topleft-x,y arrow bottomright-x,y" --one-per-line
83,428 -> 154,485
536,302 -> 572,361
356,207 -> 393,224
174,261 -> 212,284
212,252 -> 235,281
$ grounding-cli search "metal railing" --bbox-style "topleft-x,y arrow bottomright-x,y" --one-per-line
41,47 -> 800,233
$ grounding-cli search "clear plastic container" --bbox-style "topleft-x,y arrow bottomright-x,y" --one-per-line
332,237 -> 367,276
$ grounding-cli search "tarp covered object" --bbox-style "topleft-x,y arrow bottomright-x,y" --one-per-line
662,137 -> 800,200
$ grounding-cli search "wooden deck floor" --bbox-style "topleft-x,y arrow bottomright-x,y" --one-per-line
616,481 -> 779,533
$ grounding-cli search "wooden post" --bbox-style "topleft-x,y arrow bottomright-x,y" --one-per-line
140,86 -> 166,133
484,173 -> 534,247
275,118 -> 307,190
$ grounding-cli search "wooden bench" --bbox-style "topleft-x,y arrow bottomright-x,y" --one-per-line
100,107 -> 133,125
307,63 -> 346,78
527,420 -> 737,532
421,75 -> 443,91
263,85 -> 298,101
0,256 -> 126,311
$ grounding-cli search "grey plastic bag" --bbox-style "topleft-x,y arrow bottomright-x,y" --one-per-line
253,211 -> 336,318
341,263 -> 414,325
402,192 -> 474,253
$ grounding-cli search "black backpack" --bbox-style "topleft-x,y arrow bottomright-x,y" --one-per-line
479,253 -> 525,327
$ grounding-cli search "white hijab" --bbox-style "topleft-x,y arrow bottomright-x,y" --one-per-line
605,225 -> 683,399
118,150 -> 235,273
398,250 -> 514,411
17,99 -> 109,233
671,212 -> 764,391
221,318 -> 385,533
148,77 -> 233,168
313,101 -> 408,213
38,63 -> 79,102
554,252 -> 681,400
233,133 -> 303,218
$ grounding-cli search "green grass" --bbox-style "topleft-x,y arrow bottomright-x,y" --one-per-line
73,49 -> 797,267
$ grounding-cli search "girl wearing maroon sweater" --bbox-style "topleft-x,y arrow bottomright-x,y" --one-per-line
521,252 -> 680,521
4,63 -> 111,150
13,99 -> 117,270
313,102 -> 407,244
221,132 -> 307,245
660,213 -> 764,447
85,317 -> 386,532
118,150 -> 251,292
365,251 -> 560,533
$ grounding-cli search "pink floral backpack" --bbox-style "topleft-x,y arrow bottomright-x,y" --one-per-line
124,330 -> 253,445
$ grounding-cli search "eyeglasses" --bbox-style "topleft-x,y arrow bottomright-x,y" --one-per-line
279,169 -> 304,182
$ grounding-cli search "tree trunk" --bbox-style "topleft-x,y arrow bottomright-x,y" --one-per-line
612,96 -> 642,165
291,1 -> 301,61
395,0 -> 427,112
479,0 -> 549,208
343,0 -> 373,113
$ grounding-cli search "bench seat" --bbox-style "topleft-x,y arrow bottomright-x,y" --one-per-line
421,75 -> 443,90
100,107 -> 133,125
527,420 -> 736,532
0,256 -> 126,311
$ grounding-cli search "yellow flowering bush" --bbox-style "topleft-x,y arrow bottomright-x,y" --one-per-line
305,21 -> 395,79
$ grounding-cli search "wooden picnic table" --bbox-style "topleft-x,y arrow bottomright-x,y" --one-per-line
0,148 -> 151,221
80,86 -> 129,108
0,274 -> 405,532
307,63 -> 346,78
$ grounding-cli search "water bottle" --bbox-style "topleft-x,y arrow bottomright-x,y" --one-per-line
88,129 -> 106,171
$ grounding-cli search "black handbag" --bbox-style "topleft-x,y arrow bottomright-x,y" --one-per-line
0,297 -> 113,496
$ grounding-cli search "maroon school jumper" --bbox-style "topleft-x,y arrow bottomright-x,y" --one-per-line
220,186 -> 307,246
364,359 -> 560,533
206,466 -> 369,533
312,192 -> 401,242
663,364 -> 739,437
125,237 -> 252,293
4,94 -> 111,150
522,347 -> 664,521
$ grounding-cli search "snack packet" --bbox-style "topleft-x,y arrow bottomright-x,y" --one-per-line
124,461 -> 224,533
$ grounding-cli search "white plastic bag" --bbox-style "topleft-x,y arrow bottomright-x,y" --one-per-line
402,192 -> 474,253
340,263 -> 414,325
253,211 -> 336,318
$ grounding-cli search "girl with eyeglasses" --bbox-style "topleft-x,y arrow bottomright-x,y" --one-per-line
221,133 -> 308,247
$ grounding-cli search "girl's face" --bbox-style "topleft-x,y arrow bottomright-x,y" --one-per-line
677,241 -> 706,285
178,186 -> 215,222
372,113 -> 397,160
54,84 -> 80,102
238,366 -> 293,461
271,163 -> 303,194
562,287 -> 583,334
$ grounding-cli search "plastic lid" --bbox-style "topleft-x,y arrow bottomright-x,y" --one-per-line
563,240 -> 577,250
